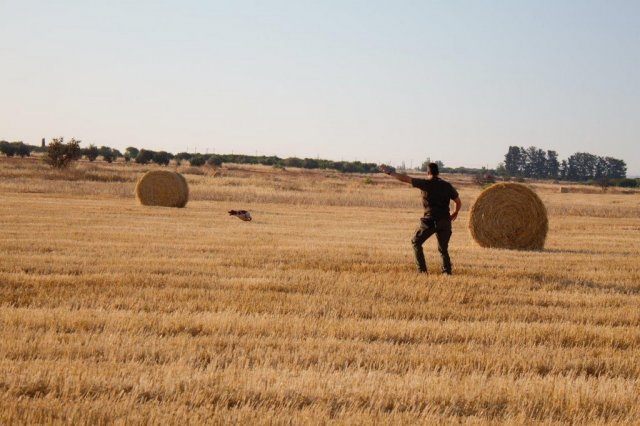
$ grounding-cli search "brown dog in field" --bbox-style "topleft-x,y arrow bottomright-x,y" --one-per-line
228,210 -> 252,221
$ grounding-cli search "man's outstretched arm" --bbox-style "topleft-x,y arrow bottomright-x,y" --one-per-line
379,164 -> 412,184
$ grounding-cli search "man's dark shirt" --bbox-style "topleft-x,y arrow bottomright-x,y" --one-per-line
411,177 -> 459,220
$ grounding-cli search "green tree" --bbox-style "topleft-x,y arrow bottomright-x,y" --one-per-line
100,146 -> 114,163
125,147 -> 139,160
175,152 -> 192,161
284,157 -> 304,168
504,146 -> 523,176
545,150 -> 559,179
302,158 -> 319,169
189,154 -> 206,166
44,137 -> 82,168
135,149 -> 155,165
617,178 -> 637,188
522,146 -> 546,178
0,141 -> 16,157
603,157 -> 626,179
13,142 -> 32,158
152,151 -> 172,166
559,160 -> 568,180
0,141 -> 32,157
84,144 -> 99,162
206,155 -> 223,167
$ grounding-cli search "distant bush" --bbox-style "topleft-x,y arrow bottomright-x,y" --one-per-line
617,178 -> 638,188
189,154 -> 206,167
84,144 -> 99,162
135,149 -> 155,165
125,147 -> 139,160
174,152 -> 192,161
44,138 -> 82,168
475,173 -> 496,186
284,157 -> 304,168
99,146 -> 115,163
0,141 -> 16,157
206,155 -> 223,167
15,142 -> 32,157
153,151 -> 172,166
0,141 -> 32,158
102,151 -> 114,163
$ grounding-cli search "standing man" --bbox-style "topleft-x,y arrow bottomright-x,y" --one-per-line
379,163 -> 462,275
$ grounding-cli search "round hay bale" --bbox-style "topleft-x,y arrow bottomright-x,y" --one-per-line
468,183 -> 548,250
174,172 -> 189,207
135,170 -> 189,208
559,187 -> 569,193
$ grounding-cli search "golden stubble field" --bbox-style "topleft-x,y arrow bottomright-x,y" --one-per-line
1,157 -> 639,424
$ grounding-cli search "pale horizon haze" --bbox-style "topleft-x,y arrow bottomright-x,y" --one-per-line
2,1 -> 639,174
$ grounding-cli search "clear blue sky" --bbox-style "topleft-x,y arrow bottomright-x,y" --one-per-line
2,0 -> 639,174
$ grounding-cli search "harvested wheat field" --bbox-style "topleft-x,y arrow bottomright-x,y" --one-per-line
1,157 -> 640,424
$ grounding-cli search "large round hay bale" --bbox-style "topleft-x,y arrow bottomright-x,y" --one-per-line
174,172 -> 189,207
468,183 -> 547,250
135,171 -> 189,208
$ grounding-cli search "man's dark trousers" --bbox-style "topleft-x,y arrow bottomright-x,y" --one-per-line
411,217 -> 452,274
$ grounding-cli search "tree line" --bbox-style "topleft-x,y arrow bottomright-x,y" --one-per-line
0,139 -> 123,163
34,143 -> 379,172
0,141 -> 40,157
198,153 -> 376,173
3,138 -> 379,173
501,146 -> 627,181
118,147 -> 379,173
3,138 -> 632,182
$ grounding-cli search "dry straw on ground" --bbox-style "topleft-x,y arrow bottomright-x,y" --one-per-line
134,170 -> 188,207
468,182 -> 548,250
2,159 -> 640,424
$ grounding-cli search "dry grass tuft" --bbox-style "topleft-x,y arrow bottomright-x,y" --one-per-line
468,183 -> 548,250
181,166 -> 206,176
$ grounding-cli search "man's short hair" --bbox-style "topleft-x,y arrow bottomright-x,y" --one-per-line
428,162 -> 439,176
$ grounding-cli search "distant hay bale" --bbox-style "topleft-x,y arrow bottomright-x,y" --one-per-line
559,187 -> 569,193
468,183 -> 548,250
135,171 -> 189,208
